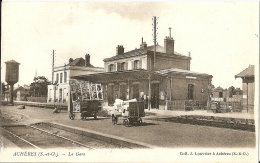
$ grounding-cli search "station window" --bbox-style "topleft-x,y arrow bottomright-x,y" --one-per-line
188,84 -> 194,100
60,73 -> 63,83
64,72 -> 67,83
117,62 -> 121,71
56,73 -> 59,83
109,64 -> 115,72
133,60 -> 142,69
121,62 -> 126,71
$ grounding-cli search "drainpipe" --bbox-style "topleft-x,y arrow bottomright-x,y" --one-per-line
247,82 -> 249,113
170,76 -> 172,101
148,74 -> 151,110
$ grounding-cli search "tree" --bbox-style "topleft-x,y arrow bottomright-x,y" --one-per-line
228,86 -> 235,97
29,76 -> 51,97
1,82 -> 6,94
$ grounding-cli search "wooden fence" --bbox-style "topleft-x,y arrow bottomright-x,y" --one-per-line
166,100 -> 207,111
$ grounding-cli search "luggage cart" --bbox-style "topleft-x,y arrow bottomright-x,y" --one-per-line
122,101 -> 145,127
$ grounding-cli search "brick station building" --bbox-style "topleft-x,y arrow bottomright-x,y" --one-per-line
73,31 -> 213,110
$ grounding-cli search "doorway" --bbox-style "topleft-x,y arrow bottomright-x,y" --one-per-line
188,84 -> 194,100
108,85 -> 114,105
151,83 -> 159,109
132,84 -> 139,99
119,84 -> 127,100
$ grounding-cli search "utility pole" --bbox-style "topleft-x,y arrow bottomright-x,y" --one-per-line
152,16 -> 158,69
148,16 -> 158,110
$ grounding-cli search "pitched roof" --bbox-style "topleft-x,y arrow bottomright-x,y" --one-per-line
103,45 -> 189,62
214,86 -> 224,91
14,85 -> 30,91
154,68 -> 212,77
5,60 -> 20,64
68,57 -> 94,67
235,65 -> 254,78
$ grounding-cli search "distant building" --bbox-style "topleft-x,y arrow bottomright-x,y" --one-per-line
47,54 -> 104,104
212,86 -> 243,102
235,65 -> 255,113
14,85 -> 30,101
73,31 -> 213,110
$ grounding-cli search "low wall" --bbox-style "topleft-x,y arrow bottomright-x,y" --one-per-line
27,97 -> 47,103
13,101 -> 68,110
166,100 -> 207,111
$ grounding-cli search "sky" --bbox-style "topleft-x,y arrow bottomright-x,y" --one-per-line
1,1 -> 259,89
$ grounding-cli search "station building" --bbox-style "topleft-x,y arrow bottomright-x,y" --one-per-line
73,31 -> 213,110
235,65 -> 255,113
47,54 -> 103,105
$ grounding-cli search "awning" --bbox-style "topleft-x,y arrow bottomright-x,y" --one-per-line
71,69 -> 162,83
235,65 -> 254,78
155,68 -> 212,77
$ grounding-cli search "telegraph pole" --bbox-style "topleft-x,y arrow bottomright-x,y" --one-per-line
148,16 -> 158,110
152,16 -> 158,68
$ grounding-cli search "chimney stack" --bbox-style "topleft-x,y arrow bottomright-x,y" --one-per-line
140,37 -> 147,49
164,27 -> 174,54
69,58 -> 74,63
85,54 -> 90,67
116,45 -> 124,55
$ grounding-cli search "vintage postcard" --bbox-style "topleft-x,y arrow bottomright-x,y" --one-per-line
0,1 -> 259,163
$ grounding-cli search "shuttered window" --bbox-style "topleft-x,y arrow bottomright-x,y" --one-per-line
134,60 -> 139,69
64,72 -> 67,83
56,73 -> 59,83
139,60 -> 142,69
109,64 -> 114,72
117,62 -> 121,71
60,73 -> 63,83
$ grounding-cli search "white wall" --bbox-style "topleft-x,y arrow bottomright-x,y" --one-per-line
105,55 -> 147,72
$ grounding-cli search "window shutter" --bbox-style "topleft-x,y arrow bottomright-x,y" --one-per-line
114,63 -> 117,72
125,62 -> 128,70
131,61 -> 135,70
106,64 -> 109,72
139,60 -> 142,69
117,63 -> 121,71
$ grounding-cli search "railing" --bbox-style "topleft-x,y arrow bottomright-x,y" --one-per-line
211,97 -> 242,102
166,100 -> 207,111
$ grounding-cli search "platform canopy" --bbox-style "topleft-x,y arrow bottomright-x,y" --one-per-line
71,69 -> 162,83
235,65 -> 254,79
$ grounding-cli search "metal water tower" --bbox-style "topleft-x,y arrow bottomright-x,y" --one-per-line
5,60 -> 20,105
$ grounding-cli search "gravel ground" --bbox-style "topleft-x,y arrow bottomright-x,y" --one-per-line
0,105 -> 255,148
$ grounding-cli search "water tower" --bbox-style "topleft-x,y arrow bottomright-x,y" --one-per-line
5,60 -> 20,105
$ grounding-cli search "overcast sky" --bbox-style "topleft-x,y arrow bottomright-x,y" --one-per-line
2,1 -> 259,88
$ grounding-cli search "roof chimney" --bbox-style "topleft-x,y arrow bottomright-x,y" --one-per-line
85,54 -> 90,67
69,58 -> 74,63
140,37 -> 147,49
164,27 -> 174,54
116,45 -> 124,55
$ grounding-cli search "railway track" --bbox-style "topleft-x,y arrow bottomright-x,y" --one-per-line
1,123 -> 130,149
